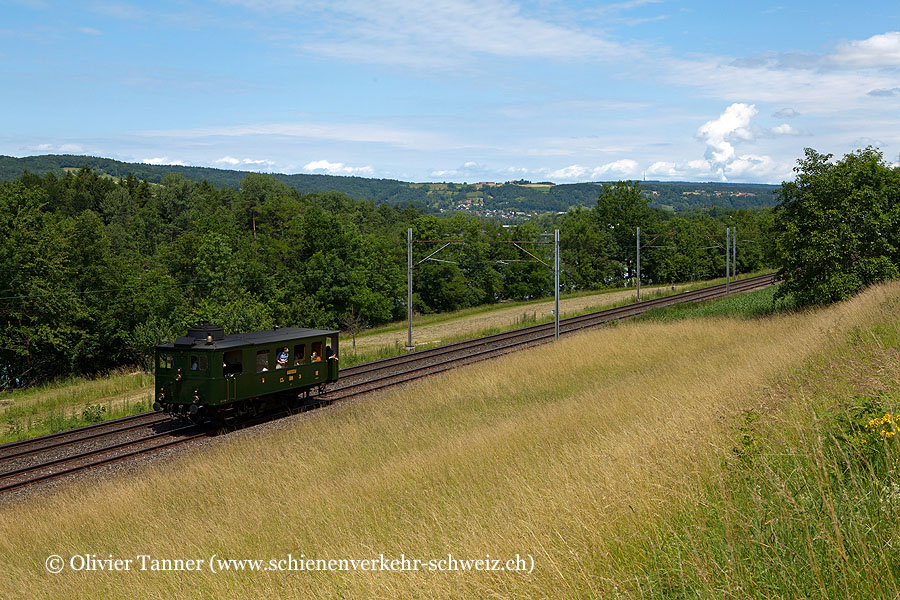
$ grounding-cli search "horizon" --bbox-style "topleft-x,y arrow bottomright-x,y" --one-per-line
2,1 -> 899,185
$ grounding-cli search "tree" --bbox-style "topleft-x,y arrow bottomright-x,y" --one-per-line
595,181 -> 657,282
560,207 -> 617,288
774,147 -> 900,306
340,308 -> 367,350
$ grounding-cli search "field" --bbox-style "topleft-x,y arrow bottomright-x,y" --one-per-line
2,280 -> 898,598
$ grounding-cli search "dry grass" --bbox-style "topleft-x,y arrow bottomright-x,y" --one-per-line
1,282 -> 895,599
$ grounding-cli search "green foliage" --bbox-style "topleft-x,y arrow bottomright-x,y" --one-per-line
80,403 -> 107,423
0,164 -> 778,388
774,147 -> 900,307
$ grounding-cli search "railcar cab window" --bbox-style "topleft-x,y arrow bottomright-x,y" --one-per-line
311,342 -> 323,362
159,354 -> 173,369
294,344 -> 306,365
223,350 -> 243,376
190,355 -> 208,371
256,350 -> 270,373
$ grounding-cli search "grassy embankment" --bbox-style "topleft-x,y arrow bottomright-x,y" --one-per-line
0,273 -> 765,444
2,279 -> 897,598
0,371 -> 153,444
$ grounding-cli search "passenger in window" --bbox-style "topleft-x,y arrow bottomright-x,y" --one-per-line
325,345 -> 338,362
191,357 -> 199,370
311,351 -> 321,362
276,347 -> 289,369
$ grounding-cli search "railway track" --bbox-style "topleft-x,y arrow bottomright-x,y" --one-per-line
0,272 -> 775,497
338,272 -> 774,382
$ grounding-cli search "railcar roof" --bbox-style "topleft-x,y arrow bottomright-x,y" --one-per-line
155,327 -> 339,351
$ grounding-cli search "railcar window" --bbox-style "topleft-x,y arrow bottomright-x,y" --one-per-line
275,346 -> 289,369
190,355 -> 207,371
223,350 -> 243,376
294,344 -> 306,365
256,350 -> 270,373
159,354 -> 173,369
311,341 -> 323,362
325,336 -> 336,361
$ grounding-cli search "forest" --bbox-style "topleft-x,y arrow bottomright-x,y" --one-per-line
0,165 -> 777,387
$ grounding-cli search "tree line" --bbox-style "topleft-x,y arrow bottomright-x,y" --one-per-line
0,167 -> 776,387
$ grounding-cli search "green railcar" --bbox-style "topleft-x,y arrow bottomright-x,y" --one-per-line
153,323 -> 339,421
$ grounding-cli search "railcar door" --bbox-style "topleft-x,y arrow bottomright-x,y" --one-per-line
223,349 -> 243,404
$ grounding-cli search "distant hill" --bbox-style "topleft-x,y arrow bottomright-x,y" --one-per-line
0,154 -> 781,216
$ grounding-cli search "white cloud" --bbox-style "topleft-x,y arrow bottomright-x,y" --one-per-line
645,152 -> 786,183
215,156 -> 272,167
545,159 -> 639,182
546,164 -> 588,180
28,142 -> 85,153
645,161 -> 679,178
771,123 -> 798,135
141,157 -> 187,166
725,154 -> 779,179
302,159 -> 374,176
429,169 -> 457,178
591,158 -> 639,178
832,32 -> 900,68
696,103 -> 757,176
76,26 -> 101,35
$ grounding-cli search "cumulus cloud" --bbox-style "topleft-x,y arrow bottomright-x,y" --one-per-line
645,161 -> 680,178
546,165 -> 589,180
545,159 -> 639,182
215,156 -> 272,167
771,123 -> 799,135
695,103 -> 759,178
645,105 -> 791,183
832,31 -> 900,67
141,157 -> 188,166
302,159 -> 374,176
592,159 -> 639,178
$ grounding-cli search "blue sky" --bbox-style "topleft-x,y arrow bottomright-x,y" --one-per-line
2,0 -> 899,184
